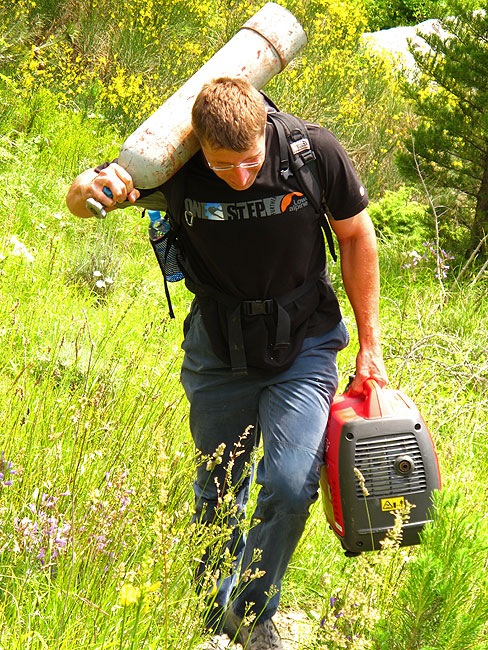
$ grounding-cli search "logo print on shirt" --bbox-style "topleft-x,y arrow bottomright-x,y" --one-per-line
184,192 -> 309,222
280,192 -> 305,212
204,203 -> 225,220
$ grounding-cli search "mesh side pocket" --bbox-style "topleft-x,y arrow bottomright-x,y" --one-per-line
151,235 -> 184,282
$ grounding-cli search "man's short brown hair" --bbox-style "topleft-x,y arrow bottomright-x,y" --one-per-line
191,77 -> 267,152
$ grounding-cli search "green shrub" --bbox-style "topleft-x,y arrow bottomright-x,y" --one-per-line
364,0 -> 429,30
368,186 -> 429,244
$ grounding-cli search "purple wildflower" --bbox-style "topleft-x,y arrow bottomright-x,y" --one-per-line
79,466 -> 136,559
14,493 -> 71,566
403,242 -> 454,279
0,451 -> 16,487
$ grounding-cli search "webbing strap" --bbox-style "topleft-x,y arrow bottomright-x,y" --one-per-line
274,118 -> 292,180
267,112 -> 337,263
185,273 -> 320,376
274,302 -> 291,349
228,304 -> 247,376
226,298 -> 289,376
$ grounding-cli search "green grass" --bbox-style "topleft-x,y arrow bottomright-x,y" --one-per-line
0,15 -> 487,649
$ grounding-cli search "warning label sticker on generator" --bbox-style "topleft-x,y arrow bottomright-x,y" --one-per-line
381,496 -> 405,511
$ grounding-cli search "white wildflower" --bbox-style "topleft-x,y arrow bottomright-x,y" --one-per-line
10,236 -> 34,262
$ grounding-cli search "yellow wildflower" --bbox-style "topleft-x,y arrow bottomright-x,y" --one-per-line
119,583 -> 141,606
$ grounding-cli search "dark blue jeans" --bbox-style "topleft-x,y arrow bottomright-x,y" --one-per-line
180,302 -> 349,628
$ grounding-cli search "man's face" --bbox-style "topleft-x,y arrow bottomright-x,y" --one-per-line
202,132 -> 266,191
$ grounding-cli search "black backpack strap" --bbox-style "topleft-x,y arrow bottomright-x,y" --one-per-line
164,165 -> 187,234
260,90 -> 280,112
267,112 -> 337,263
157,165 -> 189,319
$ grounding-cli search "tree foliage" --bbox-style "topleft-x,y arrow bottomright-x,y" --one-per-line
364,0 -> 428,30
397,1 -> 488,255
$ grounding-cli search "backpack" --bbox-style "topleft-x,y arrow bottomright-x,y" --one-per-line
261,93 -> 337,263
153,96 -> 338,374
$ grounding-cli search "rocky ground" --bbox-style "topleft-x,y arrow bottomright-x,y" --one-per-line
274,608 -> 319,649
361,18 -> 450,71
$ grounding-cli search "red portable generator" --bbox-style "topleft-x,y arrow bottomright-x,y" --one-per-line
320,379 -> 441,554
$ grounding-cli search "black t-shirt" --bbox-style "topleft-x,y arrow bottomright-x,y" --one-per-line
169,122 -> 367,298
104,119 -> 368,370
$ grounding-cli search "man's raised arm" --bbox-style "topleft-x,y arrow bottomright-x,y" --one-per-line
66,163 -> 140,218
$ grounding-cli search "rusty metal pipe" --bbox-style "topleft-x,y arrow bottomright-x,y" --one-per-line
117,2 -> 307,189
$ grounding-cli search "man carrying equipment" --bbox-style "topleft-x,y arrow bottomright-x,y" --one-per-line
66,77 -> 388,650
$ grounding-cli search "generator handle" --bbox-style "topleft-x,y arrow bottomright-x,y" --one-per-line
362,378 -> 394,418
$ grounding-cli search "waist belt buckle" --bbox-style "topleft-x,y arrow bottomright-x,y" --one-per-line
242,299 -> 273,316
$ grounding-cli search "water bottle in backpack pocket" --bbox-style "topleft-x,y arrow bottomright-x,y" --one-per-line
148,210 -> 184,282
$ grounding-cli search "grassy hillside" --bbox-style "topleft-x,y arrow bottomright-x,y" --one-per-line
0,1 -> 487,649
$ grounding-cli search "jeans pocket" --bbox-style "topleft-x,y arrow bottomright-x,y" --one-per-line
336,319 -> 350,351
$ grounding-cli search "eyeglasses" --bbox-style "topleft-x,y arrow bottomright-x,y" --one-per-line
205,134 -> 266,172
206,157 -> 264,172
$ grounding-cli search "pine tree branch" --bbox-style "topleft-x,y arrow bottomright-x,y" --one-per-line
411,150 -> 480,191
416,106 -> 485,155
431,145 -> 484,173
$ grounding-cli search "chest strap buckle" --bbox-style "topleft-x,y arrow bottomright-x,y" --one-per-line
242,299 -> 273,316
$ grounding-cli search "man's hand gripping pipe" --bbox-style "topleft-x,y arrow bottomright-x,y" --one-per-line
85,187 -> 113,219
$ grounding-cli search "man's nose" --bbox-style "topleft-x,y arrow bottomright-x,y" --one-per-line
230,166 -> 251,187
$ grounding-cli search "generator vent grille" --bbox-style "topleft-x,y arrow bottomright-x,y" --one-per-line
354,432 -> 427,499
